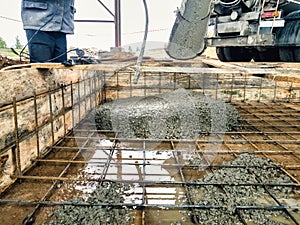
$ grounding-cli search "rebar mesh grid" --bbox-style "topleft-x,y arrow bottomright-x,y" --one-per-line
0,67 -> 299,225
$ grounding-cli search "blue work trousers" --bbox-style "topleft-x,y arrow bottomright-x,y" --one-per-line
26,30 -> 67,63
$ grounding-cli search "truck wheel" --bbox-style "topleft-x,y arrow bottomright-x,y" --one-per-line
275,10 -> 300,62
216,47 -> 228,62
293,47 -> 300,62
253,48 -> 280,62
223,47 -> 252,62
279,47 -> 294,62
279,47 -> 300,62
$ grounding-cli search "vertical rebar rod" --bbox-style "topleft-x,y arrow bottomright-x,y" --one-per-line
61,85 -> 67,135
243,74 -> 247,102
33,91 -> 40,158
102,72 -> 107,103
89,75 -> 92,111
77,80 -> 81,122
158,72 -> 162,94
216,74 -> 219,100
258,77 -> 263,102
96,72 -> 102,105
117,149 -> 122,181
84,78 -> 87,115
97,71 -> 102,104
144,72 -> 147,97
142,140 -> 147,225
174,72 -> 177,90
288,82 -> 294,102
273,80 -> 278,102
130,72 -> 133,98
71,81 -> 75,129
12,97 -> 22,176
134,161 -> 143,225
116,71 -> 119,99
93,74 -> 97,107
230,75 -> 235,102
48,88 -> 55,145
202,73 -> 205,95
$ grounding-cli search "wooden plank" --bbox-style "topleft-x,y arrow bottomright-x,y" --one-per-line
136,66 -> 242,74
201,57 -> 300,83
30,62 -> 132,71
1,62 -> 133,72
200,57 -> 247,70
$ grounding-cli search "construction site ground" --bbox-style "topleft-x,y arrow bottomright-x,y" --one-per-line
0,47 -> 299,225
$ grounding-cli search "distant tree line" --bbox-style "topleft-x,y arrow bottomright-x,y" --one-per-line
0,36 -> 23,49
127,45 -> 140,53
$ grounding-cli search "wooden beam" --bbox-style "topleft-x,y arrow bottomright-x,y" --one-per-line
201,57 -> 300,83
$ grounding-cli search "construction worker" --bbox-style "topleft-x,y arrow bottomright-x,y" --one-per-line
21,0 -> 76,63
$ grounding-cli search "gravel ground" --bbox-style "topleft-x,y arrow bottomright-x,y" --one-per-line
90,89 -> 241,139
185,154 -> 297,225
41,182 -> 133,225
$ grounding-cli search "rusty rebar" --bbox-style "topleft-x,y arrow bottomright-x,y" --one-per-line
33,91 -> 40,158
12,97 -> 22,176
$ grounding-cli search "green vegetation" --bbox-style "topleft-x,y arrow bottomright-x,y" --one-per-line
0,37 -> 7,48
127,45 -> 132,52
0,48 -> 21,57
0,36 -> 25,57
15,36 -> 23,49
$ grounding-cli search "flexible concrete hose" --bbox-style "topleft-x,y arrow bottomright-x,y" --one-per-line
133,0 -> 149,84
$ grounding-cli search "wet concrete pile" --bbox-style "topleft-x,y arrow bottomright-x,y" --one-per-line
187,154 -> 296,225
42,182 -> 133,225
91,89 -> 241,139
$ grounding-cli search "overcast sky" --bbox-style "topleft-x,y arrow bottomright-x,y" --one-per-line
0,0 -> 182,50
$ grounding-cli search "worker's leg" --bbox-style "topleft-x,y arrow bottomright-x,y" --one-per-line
52,32 -> 67,63
25,30 -> 55,63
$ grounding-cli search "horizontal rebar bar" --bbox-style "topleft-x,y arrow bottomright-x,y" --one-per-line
47,146 -> 297,154
14,175 -> 300,187
73,129 -> 300,135
0,198 -> 299,211
35,159 -> 300,170
60,136 -> 300,144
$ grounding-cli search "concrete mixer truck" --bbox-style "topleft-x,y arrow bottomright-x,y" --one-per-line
166,0 -> 300,62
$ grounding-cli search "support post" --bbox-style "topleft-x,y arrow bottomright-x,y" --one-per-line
115,0 -> 121,48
